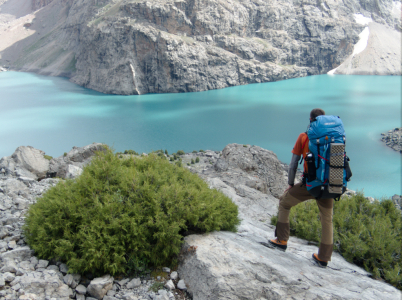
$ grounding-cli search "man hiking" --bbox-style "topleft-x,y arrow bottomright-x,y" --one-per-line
268,108 -> 333,267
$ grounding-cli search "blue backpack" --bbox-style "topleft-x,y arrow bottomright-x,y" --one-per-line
305,115 -> 352,200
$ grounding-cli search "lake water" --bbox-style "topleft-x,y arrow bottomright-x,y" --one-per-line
0,71 -> 401,199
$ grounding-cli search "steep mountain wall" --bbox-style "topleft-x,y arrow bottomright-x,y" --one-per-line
0,0 -> 400,94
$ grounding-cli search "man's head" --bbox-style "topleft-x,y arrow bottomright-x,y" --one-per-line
310,108 -> 325,121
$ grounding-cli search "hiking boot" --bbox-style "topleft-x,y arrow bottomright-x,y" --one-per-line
260,238 -> 287,252
312,253 -> 328,268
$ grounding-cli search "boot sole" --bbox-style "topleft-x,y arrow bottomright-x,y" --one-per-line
312,254 -> 328,268
259,241 -> 287,252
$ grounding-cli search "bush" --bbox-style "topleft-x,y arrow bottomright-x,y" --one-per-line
176,150 -> 185,155
191,159 -> 195,164
195,157 -> 200,163
271,192 -> 402,290
192,150 -> 197,153
165,150 -> 168,155
124,149 -> 139,155
64,152 -> 67,157
23,147 -> 239,276
44,155 -> 53,160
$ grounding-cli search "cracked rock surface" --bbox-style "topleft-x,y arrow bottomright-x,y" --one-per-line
177,144 -> 401,300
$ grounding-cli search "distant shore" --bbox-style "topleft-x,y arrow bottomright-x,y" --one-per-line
381,127 -> 402,153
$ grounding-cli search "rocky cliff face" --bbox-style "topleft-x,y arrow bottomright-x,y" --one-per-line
0,0 -> 400,94
31,0 -> 54,10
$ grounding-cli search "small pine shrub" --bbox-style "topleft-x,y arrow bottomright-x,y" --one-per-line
170,157 -> 174,162
165,150 -> 168,155
23,147 -> 239,276
124,150 -> 139,155
126,254 -> 150,277
271,192 -> 402,290
177,150 -> 185,155
199,150 -> 204,153
243,144 -> 247,147
149,282 -> 164,292
44,155 -> 53,160
191,159 -> 195,164
173,154 -> 177,160
192,150 -> 197,153
64,152 -> 67,157
195,157 -> 200,163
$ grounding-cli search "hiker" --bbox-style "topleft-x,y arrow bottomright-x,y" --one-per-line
268,108 -> 333,267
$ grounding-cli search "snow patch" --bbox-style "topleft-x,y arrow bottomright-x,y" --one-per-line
328,18 -> 372,75
353,27 -> 370,56
354,14 -> 372,26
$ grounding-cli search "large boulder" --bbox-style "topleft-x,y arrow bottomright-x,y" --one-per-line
48,143 -> 106,179
0,146 -> 50,180
87,275 -> 114,299
178,177 -> 402,300
216,144 -> 288,197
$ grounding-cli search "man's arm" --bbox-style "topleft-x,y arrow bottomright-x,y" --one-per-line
288,153 -> 301,187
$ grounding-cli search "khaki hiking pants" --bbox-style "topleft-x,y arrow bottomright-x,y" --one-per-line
276,182 -> 334,261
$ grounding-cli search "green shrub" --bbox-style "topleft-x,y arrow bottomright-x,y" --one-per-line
195,157 -> 200,163
271,192 -> 402,290
149,282 -> 164,292
44,155 -> 53,160
23,147 -> 239,276
173,154 -> 177,160
177,150 -> 185,155
124,149 -> 139,155
165,150 -> 168,155
64,152 -> 67,157
192,150 -> 198,153
199,150 -> 205,153
191,159 -> 195,164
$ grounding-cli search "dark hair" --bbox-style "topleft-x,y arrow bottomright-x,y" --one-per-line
310,108 -> 325,120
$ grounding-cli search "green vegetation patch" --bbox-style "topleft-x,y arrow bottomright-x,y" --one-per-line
24,147 -> 239,276
271,192 -> 402,290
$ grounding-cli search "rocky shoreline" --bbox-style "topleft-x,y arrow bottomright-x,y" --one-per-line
381,127 -> 402,153
1,143 -> 401,299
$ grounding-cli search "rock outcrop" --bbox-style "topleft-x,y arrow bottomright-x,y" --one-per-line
1,143 -> 401,299
0,0 -> 400,95
381,127 -> 402,153
0,143 -> 105,182
177,145 -> 402,299
0,146 -> 49,180
48,143 -> 106,178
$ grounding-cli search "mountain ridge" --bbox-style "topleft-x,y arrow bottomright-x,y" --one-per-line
0,0 -> 400,94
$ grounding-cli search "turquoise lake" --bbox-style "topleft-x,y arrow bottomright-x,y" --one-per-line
0,71 -> 401,198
